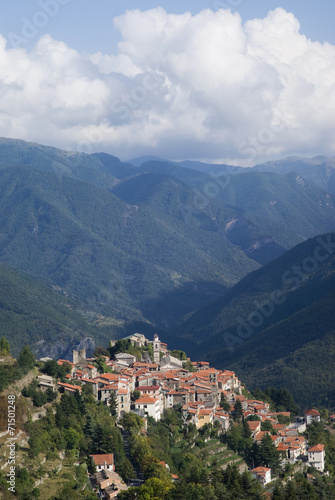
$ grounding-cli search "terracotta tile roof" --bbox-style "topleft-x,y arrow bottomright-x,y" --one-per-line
254,431 -> 269,442
57,359 -> 74,366
262,417 -> 277,423
284,436 -> 305,444
81,378 -> 98,384
91,453 -> 114,466
288,444 -> 300,450
254,404 -> 267,410
99,373 -> 119,381
138,385 -> 160,391
251,466 -> 271,473
308,444 -> 325,452
199,409 -> 212,416
234,395 -> 246,401
57,382 -> 82,391
135,396 -> 159,404
99,386 -> 117,393
277,443 -> 289,451
305,409 -> 320,416
247,421 -> 261,430
168,390 -> 189,395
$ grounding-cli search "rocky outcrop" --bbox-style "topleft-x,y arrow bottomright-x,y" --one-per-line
34,337 -> 95,360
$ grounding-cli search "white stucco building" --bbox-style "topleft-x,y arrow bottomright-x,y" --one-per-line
251,467 -> 272,486
135,396 -> 161,421
304,409 -> 321,425
308,444 -> 325,472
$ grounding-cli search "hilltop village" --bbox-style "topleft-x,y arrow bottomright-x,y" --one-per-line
35,333 -> 327,497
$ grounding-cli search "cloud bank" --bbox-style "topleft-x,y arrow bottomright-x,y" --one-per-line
1,7 -> 335,164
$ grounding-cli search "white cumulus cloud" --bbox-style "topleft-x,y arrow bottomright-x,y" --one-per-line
0,7 -> 335,164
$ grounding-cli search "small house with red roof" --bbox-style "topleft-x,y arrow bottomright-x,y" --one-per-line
135,396 -> 161,421
247,420 -> 261,439
57,382 -> 82,394
308,444 -> 325,471
304,409 -> 321,426
91,453 -> 115,472
251,466 -> 272,486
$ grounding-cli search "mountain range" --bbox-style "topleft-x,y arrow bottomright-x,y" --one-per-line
0,137 -> 335,405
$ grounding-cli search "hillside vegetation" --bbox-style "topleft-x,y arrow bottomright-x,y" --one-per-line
169,232 -> 335,409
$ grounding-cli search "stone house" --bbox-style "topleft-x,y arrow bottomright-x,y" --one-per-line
37,374 -> 55,392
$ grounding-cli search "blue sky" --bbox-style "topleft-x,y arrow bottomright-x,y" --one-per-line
0,1 -> 334,164
1,0 -> 334,51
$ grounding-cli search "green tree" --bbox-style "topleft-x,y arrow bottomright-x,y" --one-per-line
119,458 -> 135,483
242,419 -> 252,439
137,477 -> 173,500
109,392 -> 118,417
64,428 -> 81,450
95,355 -> 109,374
259,434 -> 280,471
142,455 -> 171,482
56,392 -> 83,430
0,336 -> 10,355
132,390 -> 141,401
246,414 -> 261,421
272,481 -> 285,499
284,480 -> 297,500
17,345 -> 35,371
170,350 -> 187,361
82,383 -> 94,399
220,393 -> 231,412
92,423 -> 114,454
261,420 -> 274,432
117,489 -> 138,500
233,399 -> 243,422
182,360 -> 196,372
121,412 -> 144,433
130,435 -> 151,464
224,422 -> 248,454
42,359 -> 71,379
93,345 -> 110,357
